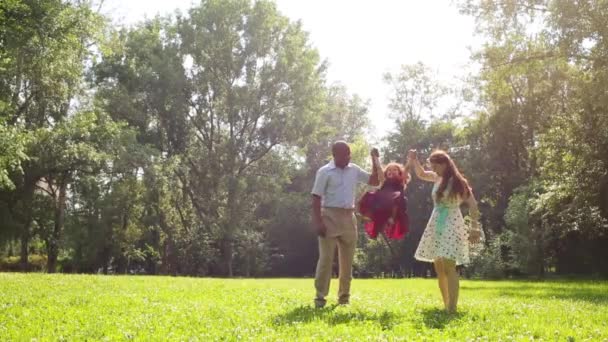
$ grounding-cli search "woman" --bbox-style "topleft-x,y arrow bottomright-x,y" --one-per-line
408,149 -> 482,313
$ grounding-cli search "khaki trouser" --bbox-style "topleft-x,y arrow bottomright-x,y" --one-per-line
314,207 -> 358,305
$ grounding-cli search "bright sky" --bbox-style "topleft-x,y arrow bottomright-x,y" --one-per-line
102,0 -> 482,140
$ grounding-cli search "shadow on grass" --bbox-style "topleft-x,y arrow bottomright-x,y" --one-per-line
272,305 -> 400,330
461,282 -> 608,304
420,307 -> 466,330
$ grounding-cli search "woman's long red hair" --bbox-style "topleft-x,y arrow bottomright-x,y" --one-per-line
429,150 -> 470,200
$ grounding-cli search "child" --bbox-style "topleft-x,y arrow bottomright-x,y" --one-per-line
358,155 -> 411,240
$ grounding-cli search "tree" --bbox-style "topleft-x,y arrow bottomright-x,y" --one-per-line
177,0 -> 326,276
30,111 -> 131,272
458,0 -> 608,276
0,0 -> 106,270
94,0 -> 327,276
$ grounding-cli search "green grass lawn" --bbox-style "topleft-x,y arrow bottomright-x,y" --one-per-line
1,274 -> 607,341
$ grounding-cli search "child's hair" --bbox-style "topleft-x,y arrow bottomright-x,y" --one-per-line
383,162 -> 410,187
428,150 -> 471,200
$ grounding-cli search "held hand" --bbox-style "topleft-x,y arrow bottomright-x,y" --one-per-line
371,148 -> 380,158
316,220 -> 328,237
468,229 -> 481,244
407,149 -> 417,161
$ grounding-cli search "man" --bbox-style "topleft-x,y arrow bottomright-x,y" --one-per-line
311,141 -> 381,308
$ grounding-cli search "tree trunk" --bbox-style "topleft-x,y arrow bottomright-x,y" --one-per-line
101,218 -> 112,274
18,182 -> 36,271
158,209 -> 178,276
115,213 -> 130,274
223,175 -> 239,277
47,177 -> 68,273
20,223 -> 30,271
47,240 -> 58,273
147,228 -> 160,275
167,238 -> 178,276
221,238 -> 234,277
537,234 -> 545,278
102,246 -> 110,275
599,175 -> 608,219
245,253 -> 251,278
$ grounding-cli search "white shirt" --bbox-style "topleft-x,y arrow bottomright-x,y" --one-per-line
311,161 -> 371,209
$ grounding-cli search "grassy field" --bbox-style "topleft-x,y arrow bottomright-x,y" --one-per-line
0,274 -> 607,341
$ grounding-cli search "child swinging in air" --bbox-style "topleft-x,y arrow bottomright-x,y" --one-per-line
358,149 -> 411,240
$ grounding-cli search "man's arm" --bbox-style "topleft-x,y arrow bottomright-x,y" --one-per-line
311,169 -> 328,237
368,148 -> 382,186
311,194 -> 326,237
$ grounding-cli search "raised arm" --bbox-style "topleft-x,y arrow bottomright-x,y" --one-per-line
407,150 -> 437,183
403,158 -> 412,183
368,148 -> 382,186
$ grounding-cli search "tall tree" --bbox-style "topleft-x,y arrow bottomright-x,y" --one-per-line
94,0 -> 326,276
0,0 -> 105,269
459,0 -> 608,276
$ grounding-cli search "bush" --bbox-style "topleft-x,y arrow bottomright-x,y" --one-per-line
465,234 -> 508,279
0,254 -> 47,272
